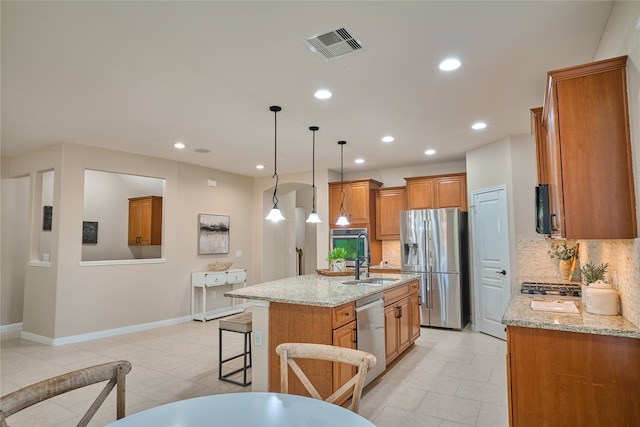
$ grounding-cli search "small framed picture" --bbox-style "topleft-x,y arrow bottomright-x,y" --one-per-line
82,221 -> 98,244
198,214 -> 229,255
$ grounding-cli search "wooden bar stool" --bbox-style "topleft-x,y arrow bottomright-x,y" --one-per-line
218,311 -> 252,387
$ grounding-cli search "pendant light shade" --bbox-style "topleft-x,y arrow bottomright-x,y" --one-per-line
306,126 -> 322,223
265,106 -> 284,222
336,140 -> 350,226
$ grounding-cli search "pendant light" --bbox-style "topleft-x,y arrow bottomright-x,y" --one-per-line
306,126 -> 321,223
336,140 -> 350,226
265,106 -> 285,222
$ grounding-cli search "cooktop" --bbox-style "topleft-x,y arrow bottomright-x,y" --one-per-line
520,281 -> 581,297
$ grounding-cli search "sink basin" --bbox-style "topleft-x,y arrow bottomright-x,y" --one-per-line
342,278 -> 396,286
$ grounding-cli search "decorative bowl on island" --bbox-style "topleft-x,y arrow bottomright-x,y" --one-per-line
208,262 -> 233,272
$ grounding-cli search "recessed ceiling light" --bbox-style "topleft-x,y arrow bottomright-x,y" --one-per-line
472,122 -> 487,130
355,158 -> 365,164
381,136 -> 394,143
173,142 -> 186,149
256,164 -> 265,169
439,58 -> 461,71
425,149 -> 436,156
314,89 -> 332,100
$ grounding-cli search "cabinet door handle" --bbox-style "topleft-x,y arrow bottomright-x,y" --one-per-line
353,328 -> 357,344
396,306 -> 402,318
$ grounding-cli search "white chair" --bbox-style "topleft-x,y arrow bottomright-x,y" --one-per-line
275,343 -> 376,413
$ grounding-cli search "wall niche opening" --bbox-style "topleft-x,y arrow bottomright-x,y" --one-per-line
82,170 -> 165,261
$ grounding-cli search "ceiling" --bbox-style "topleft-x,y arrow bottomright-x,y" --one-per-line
1,1 -> 613,177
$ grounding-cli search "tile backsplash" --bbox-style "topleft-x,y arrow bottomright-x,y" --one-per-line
518,238 -> 639,328
381,240 -> 401,267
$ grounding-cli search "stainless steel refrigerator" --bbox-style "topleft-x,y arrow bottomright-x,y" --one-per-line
400,208 -> 470,329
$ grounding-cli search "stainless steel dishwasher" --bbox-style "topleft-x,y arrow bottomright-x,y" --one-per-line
355,292 -> 386,386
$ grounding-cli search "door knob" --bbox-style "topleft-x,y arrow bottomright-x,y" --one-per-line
497,270 -> 506,275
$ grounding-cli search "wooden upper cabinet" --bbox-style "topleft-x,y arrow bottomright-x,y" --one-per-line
405,177 -> 435,210
541,55 -> 636,239
328,179 -> 382,228
405,173 -> 467,211
349,181 -> 372,224
530,107 -> 549,185
434,174 -> 467,210
375,187 -> 406,240
128,196 -> 162,245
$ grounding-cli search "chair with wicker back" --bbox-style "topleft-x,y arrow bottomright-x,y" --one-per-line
275,343 -> 376,414
0,360 -> 132,427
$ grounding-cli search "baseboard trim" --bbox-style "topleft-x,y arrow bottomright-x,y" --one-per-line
1,322 -> 23,340
19,315 -> 193,346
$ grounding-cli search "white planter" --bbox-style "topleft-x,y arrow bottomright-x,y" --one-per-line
330,260 -> 346,272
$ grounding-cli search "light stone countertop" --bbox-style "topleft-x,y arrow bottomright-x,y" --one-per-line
368,265 -> 401,272
502,294 -> 640,339
224,273 -> 419,307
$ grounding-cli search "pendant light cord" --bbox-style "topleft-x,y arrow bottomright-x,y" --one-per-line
339,141 -> 346,216
271,106 -> 281,207
311,127 -> 317,212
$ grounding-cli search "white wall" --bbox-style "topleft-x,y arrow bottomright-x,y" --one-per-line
1,175 -> 29,325
1,143 -> 255,340
587,0 -> 640,327
513,2 -> 640,328
253,171 -> 330,285
466,136 -> 532,302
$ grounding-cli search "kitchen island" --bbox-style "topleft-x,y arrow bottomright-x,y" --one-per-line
502,294 -> 640,427
225,273 -> 420,402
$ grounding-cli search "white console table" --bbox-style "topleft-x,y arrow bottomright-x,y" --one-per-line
191,269 -> 246,322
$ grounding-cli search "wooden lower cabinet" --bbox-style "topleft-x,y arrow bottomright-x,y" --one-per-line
384,279 -> 420,364
268,301 -> 356,406
332,320 -> 357,402
506,326 -> 640,426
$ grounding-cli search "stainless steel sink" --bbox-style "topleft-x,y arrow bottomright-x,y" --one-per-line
342,278 -> 396,286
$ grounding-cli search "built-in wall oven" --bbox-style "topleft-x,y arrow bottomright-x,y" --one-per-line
329,228 -> 369,267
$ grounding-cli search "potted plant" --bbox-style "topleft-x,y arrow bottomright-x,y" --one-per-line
580,261 -> 610,306
580,262 -> 609,285
327,247 -> 347,272
548,242 -> 576,280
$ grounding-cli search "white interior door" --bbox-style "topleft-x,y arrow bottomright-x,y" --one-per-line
471,186 -> 510,340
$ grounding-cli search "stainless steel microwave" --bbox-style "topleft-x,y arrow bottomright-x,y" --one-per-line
329,228 -> 369,267
535,184 -> 552,234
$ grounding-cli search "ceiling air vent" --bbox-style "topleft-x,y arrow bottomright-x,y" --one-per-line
303,27 -> 364,61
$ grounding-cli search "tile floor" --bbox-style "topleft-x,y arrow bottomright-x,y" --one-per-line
1,314 -> 508,427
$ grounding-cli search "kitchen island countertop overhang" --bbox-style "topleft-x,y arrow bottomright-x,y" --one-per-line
222,273 -> 420,395
224,273 -> 420,307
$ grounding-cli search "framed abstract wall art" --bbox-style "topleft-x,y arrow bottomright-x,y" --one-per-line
198,214 -> 229,255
